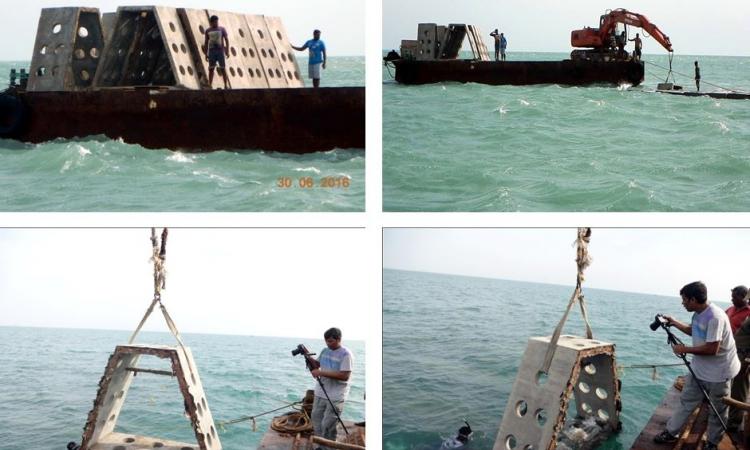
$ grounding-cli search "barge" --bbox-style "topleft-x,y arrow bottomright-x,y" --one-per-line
0,6 -> 365,153
387,11 -> 672,88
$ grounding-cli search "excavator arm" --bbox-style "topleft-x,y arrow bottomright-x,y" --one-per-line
571,8 -> 673,53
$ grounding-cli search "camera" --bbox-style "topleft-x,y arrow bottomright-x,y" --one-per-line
291,344 -> 310,357
649,314 -> 669,331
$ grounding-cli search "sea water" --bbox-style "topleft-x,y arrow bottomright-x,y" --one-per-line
0,56 -> 364,212
383,269 -> 714,450
383,53 -> 750,211
0,327 -> 365,449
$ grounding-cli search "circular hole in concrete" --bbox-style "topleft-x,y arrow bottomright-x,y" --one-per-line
269,49 -> 275,58
524,446 -> 534,450
39,45 -> 48,55
257,29 -> 264,39
114,447 -> 126,450
261,49 -> 267,58
78,27 -> 89,38
294,71 -> 299,80
206,434 -> 212,445
584,364 -> 596,375
268,68 -> 274,78
187,66 -> 194,76
211,425 -> 216,437
153,443 -> 164,448
241,48 -> 247,57
249,48 -> 256,58
281,53 -> 287,62
515,400 -> 527,417
51,66 -> 59,76
180,447 -> 194,450
535,371 -> 548,386
53,24 -> 62,34
74,49 -> 85,59
140,70 -> 146,79
199,25 -> 205,34
231,47 -> 237,57
591,341 -> 602,345
505,435 -> 517,450
596,388 -> 608,400
598,409 -> 610,421
80,70 -> 90,81
286,70 -> 292,80
109,414 -> 116,421
125,437 -> 135,443
179,66 -> 186,75
275,68 -> 281,78
169,22 -> 176,32
238,68 -> 243,77
248,68 -> 254,78
578,382 -> 590,393
276,30 -> 283,40
256,69 -> 262,78
535,409 -> 547,427
116,390 -> 124,398
181,44 -> 187,54
54,44 -> 65,55
90,48 -> 99,58
172,43 -> 178,53
581,402 -> 593,414
202,398 -> 207,410
238,29 -> 245,38
288,52 -> 294,61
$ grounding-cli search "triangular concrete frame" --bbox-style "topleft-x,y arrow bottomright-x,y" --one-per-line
80,344 -> 222,450
493,335 -> 621,450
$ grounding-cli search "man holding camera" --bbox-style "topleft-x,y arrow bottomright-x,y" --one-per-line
654,282 -> 740,449
311,327 -> 353,448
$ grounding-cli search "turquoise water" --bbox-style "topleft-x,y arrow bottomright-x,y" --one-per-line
383,269 -> 713,450
0,57 -> 364,212
383,53 -> 750,211
0,327 -> 365,449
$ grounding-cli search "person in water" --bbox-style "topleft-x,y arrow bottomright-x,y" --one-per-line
440,421 -> 473,449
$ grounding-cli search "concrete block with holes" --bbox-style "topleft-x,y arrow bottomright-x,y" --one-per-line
416,23 -> 437,60
28,7 -> 105,92
79,344 -> 221,450
94,6 -> 202,89
493,335 -> 621,450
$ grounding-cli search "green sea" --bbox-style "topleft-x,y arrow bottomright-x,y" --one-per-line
383,53 -> 750,211
383,269 -> 718,450
0,327 -> 365,449
0,56 -> 364,212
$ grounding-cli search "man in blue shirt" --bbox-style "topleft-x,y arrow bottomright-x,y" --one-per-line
293,29 -> 327,88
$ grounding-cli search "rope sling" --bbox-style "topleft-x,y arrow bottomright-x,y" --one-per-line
540,227 -> 594,374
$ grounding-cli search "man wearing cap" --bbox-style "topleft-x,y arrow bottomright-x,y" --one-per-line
293,29 -> 327,88
203,15 -> 230,89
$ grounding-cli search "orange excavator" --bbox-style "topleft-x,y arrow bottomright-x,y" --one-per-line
570,9 -> 673,61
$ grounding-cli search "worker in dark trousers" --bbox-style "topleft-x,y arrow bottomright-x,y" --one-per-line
695,61 -> 701,91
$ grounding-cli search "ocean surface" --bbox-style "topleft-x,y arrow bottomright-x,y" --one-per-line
0,56 -> 364,212
0,327 -> 365,449
383,269 -> 720,450
383,52 -> 750,211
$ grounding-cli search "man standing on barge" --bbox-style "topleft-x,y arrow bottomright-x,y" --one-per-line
293,30 -> 327,88
654,281 -> 740,450
203,15 -> 231,89
311,327 -> 353,448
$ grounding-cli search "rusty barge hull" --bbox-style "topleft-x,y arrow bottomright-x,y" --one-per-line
392,59 -> 645,86
8,87 -> 365,153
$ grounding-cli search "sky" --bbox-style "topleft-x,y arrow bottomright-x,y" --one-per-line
0,229 -> 368,340
383,0 -> 750,57
384,228 -> 750,302
0,0 -> 364,61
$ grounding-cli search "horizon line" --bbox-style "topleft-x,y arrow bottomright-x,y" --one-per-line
383,267 -> 732,304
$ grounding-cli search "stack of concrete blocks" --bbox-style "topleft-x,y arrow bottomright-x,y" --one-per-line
416,23 -> 437,60
79,344 -> 222,450
28,7 -> 105,91
92,6 -> 303,90
400,40 -> 419,59
493,335 -> 621,450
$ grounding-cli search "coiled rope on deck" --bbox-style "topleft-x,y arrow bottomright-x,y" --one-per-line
540,228 -> 594,373
215,401 -> 305,432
